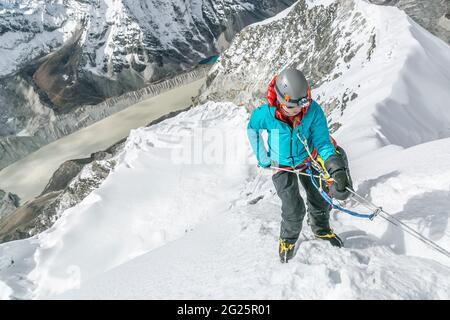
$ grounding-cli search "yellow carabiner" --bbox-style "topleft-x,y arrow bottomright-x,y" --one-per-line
316,156 -> 333,182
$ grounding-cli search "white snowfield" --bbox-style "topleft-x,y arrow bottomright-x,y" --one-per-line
54,105 -> 450,300
0,0 -> 450,299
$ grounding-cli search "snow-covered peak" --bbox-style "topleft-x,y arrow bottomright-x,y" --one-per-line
368,0 -> 450,44
0,0 -> 297,78
199,0 -> 378,107
305,0 -> 336,8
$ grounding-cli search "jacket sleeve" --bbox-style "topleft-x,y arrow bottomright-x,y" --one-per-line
310,103 -> 336,161
247,106 -> 272,167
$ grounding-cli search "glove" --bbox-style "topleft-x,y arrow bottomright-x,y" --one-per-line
324,155 -> 351,200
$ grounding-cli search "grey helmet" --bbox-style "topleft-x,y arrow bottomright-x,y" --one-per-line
275,68 -> 311,108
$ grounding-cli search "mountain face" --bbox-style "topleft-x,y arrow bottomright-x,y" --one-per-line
197,0 -> 450,109
368,0 -> 450,44
0,0 -> 296,102
0,150 -> 117,243
198,0 -> 376,109
0,0 -> 446,172
2,0 -> 449,246
0,0 -> 296,170
198,0 -> 450,150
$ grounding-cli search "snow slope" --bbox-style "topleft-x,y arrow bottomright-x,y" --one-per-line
25,102 -> 251,298
1,97 -> 449,299
0,0 -> 449,299
324,0 -> 450,158
56,111 -> 450,299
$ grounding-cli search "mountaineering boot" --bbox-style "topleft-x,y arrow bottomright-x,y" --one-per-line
315,230 -> 344,248
279,239 -> 296,263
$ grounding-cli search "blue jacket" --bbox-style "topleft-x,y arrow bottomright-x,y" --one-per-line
247,100 -> 336,167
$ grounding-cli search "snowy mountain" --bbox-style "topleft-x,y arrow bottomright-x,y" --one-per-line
0,0 -> 295,169
198,0 -> 380,108
369,0 -> 450,44
0,0 -> 450,299
0,0 -> 295,80
198,0 -> 450,150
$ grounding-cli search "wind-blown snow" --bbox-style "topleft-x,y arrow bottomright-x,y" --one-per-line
26,102 -> 251,298
0,76 -> 206,202
56,131 -> 450,299
52,99 -> 450,299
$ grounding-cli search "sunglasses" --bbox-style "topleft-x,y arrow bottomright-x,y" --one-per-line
280,96 -> 310,109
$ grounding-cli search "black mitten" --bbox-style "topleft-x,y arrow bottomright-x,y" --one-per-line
324,154 -> 351,200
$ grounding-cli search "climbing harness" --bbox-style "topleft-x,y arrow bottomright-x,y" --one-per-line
269,162 -> 377,220
306,162 -> 376,220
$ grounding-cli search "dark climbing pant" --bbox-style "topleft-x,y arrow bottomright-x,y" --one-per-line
272,168 -> 331,243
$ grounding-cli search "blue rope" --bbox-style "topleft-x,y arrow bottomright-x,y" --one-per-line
306,163 -> 375,220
